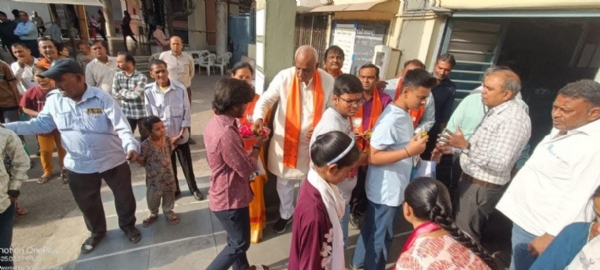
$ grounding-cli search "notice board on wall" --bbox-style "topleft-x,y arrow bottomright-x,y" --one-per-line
330,21 -> 388,75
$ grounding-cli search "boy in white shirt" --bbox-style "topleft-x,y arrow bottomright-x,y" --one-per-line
310,74 -> 367,248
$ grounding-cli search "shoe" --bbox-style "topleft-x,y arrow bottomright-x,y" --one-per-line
188,137 -> 197,145
193,190 -> 203,201
272,217 -> 292,234
349,213 -> 362,230
349,264 -> 363,270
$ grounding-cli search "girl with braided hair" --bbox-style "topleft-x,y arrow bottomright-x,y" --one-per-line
395,177 -> 495,270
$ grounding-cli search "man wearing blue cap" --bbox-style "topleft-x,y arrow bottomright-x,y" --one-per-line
3,58 -> 142,254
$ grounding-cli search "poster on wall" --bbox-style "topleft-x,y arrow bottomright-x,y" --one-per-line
331,23 -> 356,74
350,21 -> 388,75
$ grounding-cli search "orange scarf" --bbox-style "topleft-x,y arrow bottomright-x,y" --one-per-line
324,68 -> 343,78
238,94 -> 260,127
353,89 -> 383,149
283,72 -> 325,168
395,78 -> 425,128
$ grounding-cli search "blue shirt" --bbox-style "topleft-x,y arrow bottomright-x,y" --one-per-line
366,105 -> 414,207
14,21 -> 37,40
431,78 -> 456,124
5,86 -> 139,174
144,81 -> 191,144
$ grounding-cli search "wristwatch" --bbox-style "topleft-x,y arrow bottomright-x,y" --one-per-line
7,190 -> 20,198
461,142 -> 471,154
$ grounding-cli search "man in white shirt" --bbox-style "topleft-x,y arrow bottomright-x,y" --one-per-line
251,45 -> 334,234
433,66 -> 531,243
383,59 -> 436,133
85,41 -> 118,95
10,43 -> 38,94
496,79 -> 600,270
159,36 -> 196,144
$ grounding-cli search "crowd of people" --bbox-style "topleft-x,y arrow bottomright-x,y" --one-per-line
0,9 -> 599,270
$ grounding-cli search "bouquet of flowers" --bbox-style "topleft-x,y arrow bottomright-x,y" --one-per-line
239,125 -> 270,138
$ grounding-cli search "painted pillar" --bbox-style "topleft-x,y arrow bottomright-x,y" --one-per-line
103,0 -> 116,37
215,1 -> 228,56
76,5 -> 90,42
255,0 -> 296,214
188,0 -> 208,50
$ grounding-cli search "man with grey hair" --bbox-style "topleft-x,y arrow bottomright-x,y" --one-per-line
251,45 -> 334,233
432,66 -> 531,243
497,79 -> 600,270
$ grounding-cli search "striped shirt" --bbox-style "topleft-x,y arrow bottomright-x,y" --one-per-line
460,100 -> 531,185
85,57 -> 119,94
112,70 -> 147,119
0,128 -> 30,213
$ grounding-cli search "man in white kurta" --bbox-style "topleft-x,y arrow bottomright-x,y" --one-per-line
496,79 -> 600,270
252,46 -> 334,233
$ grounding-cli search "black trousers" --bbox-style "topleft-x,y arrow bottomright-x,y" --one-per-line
0,201 -> 15,267
127,117 -> 148,141
350,165 -> 369,215
421,122 -> 441,160
171,142 -> 199,194
67,162 -> 137,237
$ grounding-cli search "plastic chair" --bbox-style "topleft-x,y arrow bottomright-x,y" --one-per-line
214,54 -> 231,76
199,54 -> 217,76
188,51 -> 203,67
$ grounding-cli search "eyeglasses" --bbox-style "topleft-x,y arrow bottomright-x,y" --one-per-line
338,96 -> 364,106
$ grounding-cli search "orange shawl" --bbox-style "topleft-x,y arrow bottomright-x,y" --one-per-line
353,89 -> 383,150
283,72 -> 325,168
395,78 -> 425,128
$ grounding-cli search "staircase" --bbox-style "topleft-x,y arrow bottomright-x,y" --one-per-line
446,20 -> 505,99
134,55 -> 152,74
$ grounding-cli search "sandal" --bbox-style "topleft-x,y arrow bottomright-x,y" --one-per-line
37,174 -> 52,184
142,215 -> 158,227
167,213 -> 180,225
81,234 -> 105,254
125,227 -> 141,243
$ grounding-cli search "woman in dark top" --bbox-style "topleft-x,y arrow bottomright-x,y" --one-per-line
96,10 -> 108,41
121,11 -> 138,44
289,131 -> 360,270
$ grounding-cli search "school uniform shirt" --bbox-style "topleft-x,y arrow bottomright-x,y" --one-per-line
5,86 -> 140,174
384,78 -> 436,132
19,85 -> 58,136
309,107 -> 356,205
10,58 -> 38,94
288,180 -> 334,270
366,104 -> 414,207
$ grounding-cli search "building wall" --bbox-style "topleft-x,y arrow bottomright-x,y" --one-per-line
393,12 -> 444,72
440,0 -> 600,10
1,2 -> 52,23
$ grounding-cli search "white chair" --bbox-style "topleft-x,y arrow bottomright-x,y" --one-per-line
214,54 -> 231,76
188,51 -> 203,67
199,50 -> 210,58
199,54 -> 217,76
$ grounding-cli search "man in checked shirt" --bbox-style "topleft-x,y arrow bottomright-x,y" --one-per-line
432,66 -> 531,242
112,52 -> 148,139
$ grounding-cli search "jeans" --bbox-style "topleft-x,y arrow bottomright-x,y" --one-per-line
352,200 -> 400,270
340,204 -> 350,249
0,201 -> 16,267
510,223 -> 538,270
207,207 -> 251,270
